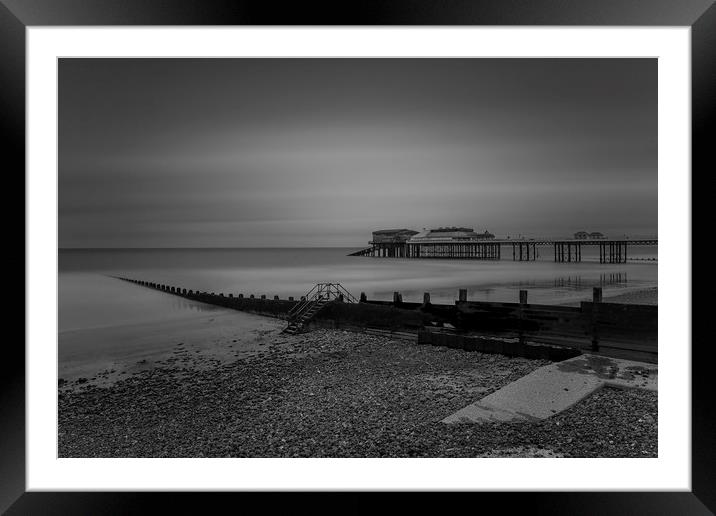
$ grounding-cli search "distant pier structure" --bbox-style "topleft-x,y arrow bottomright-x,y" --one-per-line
363,229 -> 419,258
350,227 -> 500,259
349,227 -> 657,264
407,227 -> 500,259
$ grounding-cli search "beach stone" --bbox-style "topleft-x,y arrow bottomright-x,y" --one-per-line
57,329 -> 656,459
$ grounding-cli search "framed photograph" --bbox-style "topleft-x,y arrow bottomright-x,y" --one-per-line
6,0 -> 712,512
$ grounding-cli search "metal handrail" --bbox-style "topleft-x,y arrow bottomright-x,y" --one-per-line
288,283 -> 358,319
314,282 -> 359,304
331,283 -> 359,303
290,297 -> 326,321
287,284 -> 320,317
288,298 -> 313,317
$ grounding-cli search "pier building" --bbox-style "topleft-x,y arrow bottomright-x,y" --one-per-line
368,229 -> 418,257
349,226 -> 657,264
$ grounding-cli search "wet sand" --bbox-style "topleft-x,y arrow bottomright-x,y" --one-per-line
601,286 -> 657,305
59,310 -> 284,389
559,286 -> 657,307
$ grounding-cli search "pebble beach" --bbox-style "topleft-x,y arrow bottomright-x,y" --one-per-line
59,326 -> 657,458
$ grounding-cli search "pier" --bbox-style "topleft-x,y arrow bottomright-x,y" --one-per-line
517,239 -> 655,263
350,232 -> 657,264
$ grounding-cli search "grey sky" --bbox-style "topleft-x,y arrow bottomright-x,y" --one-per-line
59,58 -> 656,248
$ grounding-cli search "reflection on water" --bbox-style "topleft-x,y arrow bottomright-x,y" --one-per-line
59,272 -> 228,333
544,272 -> 628,289
59,247 -> 657,332
169,296 -> 227,314
600,272 -> 627,286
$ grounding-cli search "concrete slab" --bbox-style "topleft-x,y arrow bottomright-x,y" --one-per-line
442,354 -> 657,424
555,354 -> 657,392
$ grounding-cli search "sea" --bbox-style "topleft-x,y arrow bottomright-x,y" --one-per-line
59,246 -> 657,333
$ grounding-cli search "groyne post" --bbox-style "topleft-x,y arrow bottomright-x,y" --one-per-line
591,287 -> 602,351
519,290 -> 528,304
518,289 -> 528,344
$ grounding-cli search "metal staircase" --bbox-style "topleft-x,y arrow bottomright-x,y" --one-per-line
282,283 -> 358,335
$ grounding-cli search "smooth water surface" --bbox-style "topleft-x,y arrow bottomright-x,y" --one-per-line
59,247 -> 657,333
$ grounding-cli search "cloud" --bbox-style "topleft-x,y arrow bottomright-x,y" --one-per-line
59,58 -> 657,247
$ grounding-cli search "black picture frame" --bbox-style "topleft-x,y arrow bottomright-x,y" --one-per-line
5,0 -> 713,513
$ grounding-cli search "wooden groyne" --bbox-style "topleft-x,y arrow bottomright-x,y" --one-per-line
115,277 -> 657,363
450,288 -> 657,363
114,277 -> 298,319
